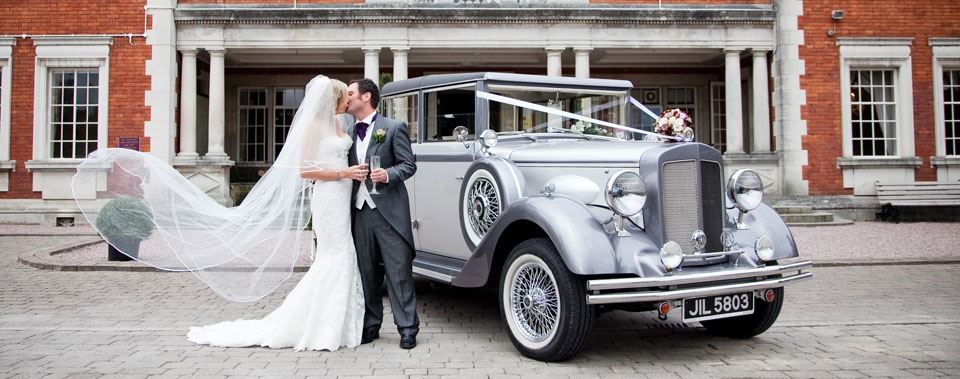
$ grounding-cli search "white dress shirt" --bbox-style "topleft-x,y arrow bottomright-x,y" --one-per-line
355,111 -> 377,210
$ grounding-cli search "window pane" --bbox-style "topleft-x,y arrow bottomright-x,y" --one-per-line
850,69 -> 897,157
49,69 -> 98,158
425,87 -> 476,142
944,70 -> 960,156
238,89 -> 268,163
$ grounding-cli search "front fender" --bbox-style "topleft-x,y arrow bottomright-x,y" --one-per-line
726,202 -> 800,261
451,195 -> 619,287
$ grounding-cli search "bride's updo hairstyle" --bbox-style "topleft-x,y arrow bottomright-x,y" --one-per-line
331,79 -> 348,107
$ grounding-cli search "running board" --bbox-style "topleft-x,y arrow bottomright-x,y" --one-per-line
412,251 -> 466,284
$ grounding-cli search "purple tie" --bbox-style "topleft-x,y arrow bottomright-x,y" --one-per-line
356,122 -> 369,141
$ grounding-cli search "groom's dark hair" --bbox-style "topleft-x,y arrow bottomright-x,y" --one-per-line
350,78 -> 380,109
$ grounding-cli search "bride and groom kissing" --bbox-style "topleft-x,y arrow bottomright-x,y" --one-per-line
186,77 -> 420,352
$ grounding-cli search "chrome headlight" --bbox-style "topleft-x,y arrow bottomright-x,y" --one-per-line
728,169 -> 763,212
755,235 -> 775,261
660,241 -> 683,270
604,171 -> 646,216
479,129 -> 498,149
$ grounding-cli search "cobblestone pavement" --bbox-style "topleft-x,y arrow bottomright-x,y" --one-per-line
2,235 -> 959,378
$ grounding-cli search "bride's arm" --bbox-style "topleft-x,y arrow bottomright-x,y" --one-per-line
301,164 -> 368,182
299,167 -> 342,181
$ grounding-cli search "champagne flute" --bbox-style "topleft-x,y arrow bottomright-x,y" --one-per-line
369,156 -> 381,195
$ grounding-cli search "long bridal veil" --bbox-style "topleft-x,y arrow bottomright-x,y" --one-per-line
72,76 -> 341,302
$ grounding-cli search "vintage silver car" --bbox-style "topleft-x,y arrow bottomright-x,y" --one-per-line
380,73 -> 812,361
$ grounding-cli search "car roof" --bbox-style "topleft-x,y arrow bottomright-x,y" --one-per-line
381,72 -> 635,96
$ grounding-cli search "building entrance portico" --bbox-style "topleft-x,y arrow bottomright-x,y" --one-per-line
169,5 -> 798,204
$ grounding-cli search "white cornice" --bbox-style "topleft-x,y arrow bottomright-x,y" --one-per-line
836,37 -> 913,46
31,36 -> 114,46
930,38 -> 960,46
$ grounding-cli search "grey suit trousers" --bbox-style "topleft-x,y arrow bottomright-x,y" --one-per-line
353,204 -> 420,334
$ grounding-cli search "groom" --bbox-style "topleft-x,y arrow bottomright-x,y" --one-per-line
345,78 -> 420,349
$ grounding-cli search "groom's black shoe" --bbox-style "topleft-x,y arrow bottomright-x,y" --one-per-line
361,328 -> 379,344
399,329 -> 417,349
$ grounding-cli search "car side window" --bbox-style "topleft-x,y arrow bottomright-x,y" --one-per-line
424,87 -> 475,142
382,93 -> 419,142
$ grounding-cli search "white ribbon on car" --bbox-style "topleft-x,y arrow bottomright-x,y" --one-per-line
628,96 -> 661,120
476,91 -> 681,141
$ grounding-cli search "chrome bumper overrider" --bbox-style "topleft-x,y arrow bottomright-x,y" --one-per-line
585,260 -> 812,305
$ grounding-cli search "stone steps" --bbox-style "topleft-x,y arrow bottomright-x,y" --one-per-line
773,205 -> 853,227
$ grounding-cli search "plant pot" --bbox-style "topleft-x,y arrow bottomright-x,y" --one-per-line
107,239 -> 141,261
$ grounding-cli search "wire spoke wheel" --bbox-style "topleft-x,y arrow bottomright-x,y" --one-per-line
510,260 -> 560,343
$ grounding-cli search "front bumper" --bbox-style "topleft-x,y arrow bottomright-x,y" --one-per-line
585,260 -> 812,305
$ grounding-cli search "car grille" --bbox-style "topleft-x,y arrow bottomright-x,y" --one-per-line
660,160 -> 724,255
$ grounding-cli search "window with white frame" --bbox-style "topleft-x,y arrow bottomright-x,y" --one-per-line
710,82 -> 726,153
943,69 -> 960,156
837,39 -> 915,163
0,66 -> 3,133
666,87 -> 697,124
49,69 -> 100,159
238,88 -> 268,163
850,69 -> 898,157
273,88 -> 304,160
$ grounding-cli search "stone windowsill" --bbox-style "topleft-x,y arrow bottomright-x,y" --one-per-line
836,156 -> 922,169
0,160 -> 15,172
722,152 -> 781,165
931,156 -> 960,167
172,158 -> 235,168
25,159 -> 111,171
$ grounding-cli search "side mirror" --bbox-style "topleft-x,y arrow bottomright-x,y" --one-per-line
453,126 -> 470,149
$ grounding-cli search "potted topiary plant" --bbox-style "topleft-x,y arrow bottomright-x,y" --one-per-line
95,197 -> 156,261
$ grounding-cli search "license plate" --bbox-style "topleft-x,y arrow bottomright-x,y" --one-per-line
682,292 -> 754,322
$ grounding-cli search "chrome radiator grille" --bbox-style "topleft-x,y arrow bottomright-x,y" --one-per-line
660,160 -> 724,254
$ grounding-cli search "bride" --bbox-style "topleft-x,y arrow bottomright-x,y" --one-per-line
72,76 -> 371,351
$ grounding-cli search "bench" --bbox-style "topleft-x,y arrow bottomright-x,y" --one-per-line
875,181 -> 960,222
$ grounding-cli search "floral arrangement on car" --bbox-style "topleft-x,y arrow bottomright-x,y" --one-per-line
571,120 -> 610,137
654,108 -> 695,141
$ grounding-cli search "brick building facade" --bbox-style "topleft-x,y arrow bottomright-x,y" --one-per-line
0,0 -> 957,223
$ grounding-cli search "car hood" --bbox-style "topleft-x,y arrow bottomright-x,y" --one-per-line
491,137 -> 670,164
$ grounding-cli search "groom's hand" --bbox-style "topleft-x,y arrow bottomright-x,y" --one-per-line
371,168 -> 389,183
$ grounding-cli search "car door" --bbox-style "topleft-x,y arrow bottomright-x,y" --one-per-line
412,84 -> 478,260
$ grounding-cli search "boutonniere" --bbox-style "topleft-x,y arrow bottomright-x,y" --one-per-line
373,128 -> 386,143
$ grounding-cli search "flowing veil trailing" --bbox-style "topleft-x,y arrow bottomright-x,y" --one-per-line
72,76 -> 342,302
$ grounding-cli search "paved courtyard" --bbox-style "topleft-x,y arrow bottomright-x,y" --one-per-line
1,226 -> 960,378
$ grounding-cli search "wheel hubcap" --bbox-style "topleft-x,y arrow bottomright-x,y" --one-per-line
467,177 -> 500,238
510,260 -> 559,343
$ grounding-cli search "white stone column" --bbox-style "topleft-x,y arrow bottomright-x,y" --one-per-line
364,48 -> 380,82
546,48 -> 564,77
724,49 -> 745,154
392,47 -> 409,81
574,48 -> 591,78
177,50 -> 198,159
205,48 -> 228,160
752,50 -> 771,154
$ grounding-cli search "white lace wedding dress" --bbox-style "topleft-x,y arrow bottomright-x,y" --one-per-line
187,134 -> 365,351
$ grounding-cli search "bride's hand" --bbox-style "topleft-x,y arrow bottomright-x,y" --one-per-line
342,164 -> 369,181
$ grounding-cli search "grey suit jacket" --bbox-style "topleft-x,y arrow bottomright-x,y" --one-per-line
347,114 -> 417,249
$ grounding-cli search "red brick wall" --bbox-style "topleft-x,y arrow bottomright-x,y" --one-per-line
4,41 -> 40,200
800,1 -> 960,195
0,1 -> 152,199
0,1 -> 148,35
